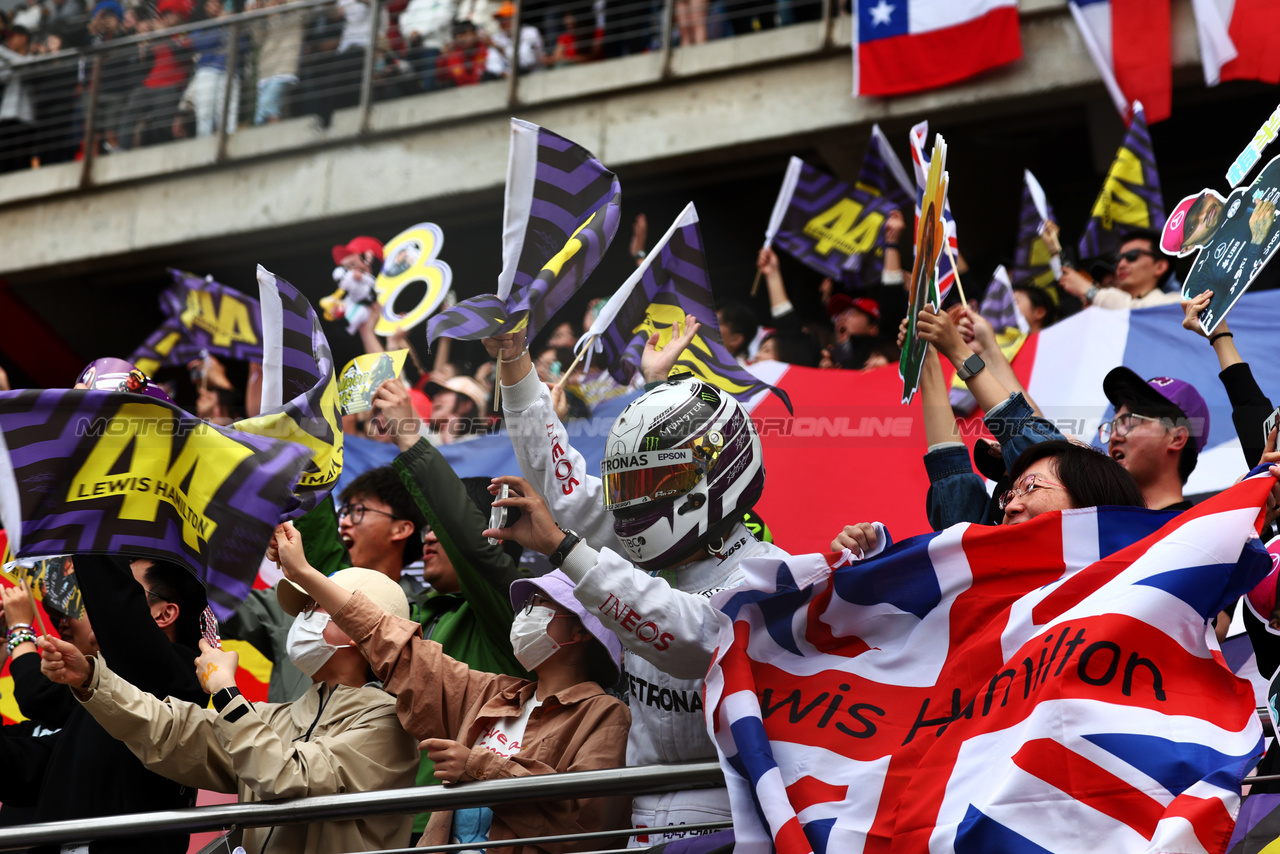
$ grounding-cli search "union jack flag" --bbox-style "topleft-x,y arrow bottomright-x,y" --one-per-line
706,471 -> 1276,854
909,120 -> 959,303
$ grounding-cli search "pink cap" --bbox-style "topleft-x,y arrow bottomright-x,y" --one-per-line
1162,195 -> 1196,255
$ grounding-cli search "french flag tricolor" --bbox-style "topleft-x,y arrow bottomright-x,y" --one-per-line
853,0 -> 1022,98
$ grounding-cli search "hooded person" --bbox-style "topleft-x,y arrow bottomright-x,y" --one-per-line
40,566 -> 421,854
481,324 -> 789,845
273,524 -> 631,853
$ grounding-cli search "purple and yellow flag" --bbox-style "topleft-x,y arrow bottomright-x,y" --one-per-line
131,271 -> 264,376
0,389 -> 311,618
1078,102 -> 1166,262
427,119 -> 621,345
231,266 -> 343,520
582,203 -> 791,411
764,125 -> 913,286
1010,169 -> 1061,291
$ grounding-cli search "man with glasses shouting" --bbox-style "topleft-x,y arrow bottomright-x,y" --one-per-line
1060,228 -> 1184,310
1098,367 -> 1210,511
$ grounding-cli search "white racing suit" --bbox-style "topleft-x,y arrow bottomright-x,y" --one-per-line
503,369 -> 788,845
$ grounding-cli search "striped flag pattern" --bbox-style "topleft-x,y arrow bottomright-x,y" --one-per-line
1078,103 -> 1166,262
909,121 -> 958,302
582,204 -> 791,410
706,472 -> 1276,854
231,267 -> 344,521
1010,169 -> 1060,291
130,271 -> 264,376
428,120 -> 621,345
766,126 -> 913,287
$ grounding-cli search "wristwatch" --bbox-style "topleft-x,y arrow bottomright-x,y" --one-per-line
955,353 -> 986,381
1085,284 -> 1099,304
213,686 -> 242,713
548,528 -> 582,568
633,249 -> 647,260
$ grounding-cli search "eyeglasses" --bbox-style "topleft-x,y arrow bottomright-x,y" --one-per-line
1117,248 -> 1155,263
142,587 -> 169,604
1097,412 -> 1165,443
337,503 -> 403,525
998,473 -> 1064,511
518,593 -> 567,617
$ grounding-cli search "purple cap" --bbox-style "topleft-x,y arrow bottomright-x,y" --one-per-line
1103,367 -> 1211,453
509,570 -> 622,685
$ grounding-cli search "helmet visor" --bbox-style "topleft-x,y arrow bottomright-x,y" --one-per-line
601,448 -> 703,511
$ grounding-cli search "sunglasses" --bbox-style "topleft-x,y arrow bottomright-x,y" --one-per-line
1117,248 -> 1155,263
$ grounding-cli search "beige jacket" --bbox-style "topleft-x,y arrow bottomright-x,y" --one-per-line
79,656 -> 419,854
333,591 -> 632,852
1090,285 -> 1185,310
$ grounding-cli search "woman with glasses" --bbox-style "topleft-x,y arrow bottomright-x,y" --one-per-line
273,520 -> 631,853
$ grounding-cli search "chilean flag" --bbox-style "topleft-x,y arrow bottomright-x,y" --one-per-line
1068,0 -> 1172,122
853,0 -> 1022,97
1188,0 -> 1280,87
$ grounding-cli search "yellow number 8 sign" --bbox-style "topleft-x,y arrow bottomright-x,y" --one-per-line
373,223 -> 453,336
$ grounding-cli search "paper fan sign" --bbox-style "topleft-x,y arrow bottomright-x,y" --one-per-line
900,133 -> 948,405
338,350 -> 409,415
2,555 -> 83,620
1164,153 -> 1280,335
372,223 -> 454,336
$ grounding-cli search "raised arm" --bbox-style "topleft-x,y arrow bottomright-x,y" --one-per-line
484,475 -> 746,679
484,330 -> 617,550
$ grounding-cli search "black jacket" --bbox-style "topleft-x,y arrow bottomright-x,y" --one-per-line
0,555 -> 206,853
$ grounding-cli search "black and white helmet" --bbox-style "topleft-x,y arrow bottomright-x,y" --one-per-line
601,376 -> 764,569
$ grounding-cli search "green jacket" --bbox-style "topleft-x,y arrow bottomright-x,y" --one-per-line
392,437 -> 531,833
221,498 -> 352,704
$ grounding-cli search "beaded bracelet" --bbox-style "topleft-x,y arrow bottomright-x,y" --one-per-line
6,622 -> 33,638
7,629 -> 37,655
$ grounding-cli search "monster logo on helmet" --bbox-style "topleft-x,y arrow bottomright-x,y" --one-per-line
601,373 -> 765,569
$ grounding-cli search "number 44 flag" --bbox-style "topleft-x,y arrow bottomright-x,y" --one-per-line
854,0 -> 1022,97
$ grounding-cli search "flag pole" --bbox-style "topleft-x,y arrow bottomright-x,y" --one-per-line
749,269 -> 763,298
492,354 -> 502,412
552,336 -> 595,393
945,242 -> 968,310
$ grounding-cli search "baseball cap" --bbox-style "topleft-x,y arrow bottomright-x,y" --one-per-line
426,375 -> 488,415
1162,196 -> 1196,255
509,570 -> 622,684
1102,367 -> 1211,453
277,566 -> 410,619
494,1 -> 515,16
331,236 -> 384,267
91,0 -> 122,18
826,294 -> 880,323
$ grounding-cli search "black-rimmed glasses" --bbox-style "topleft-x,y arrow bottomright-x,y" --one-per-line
337,503 -> 403,525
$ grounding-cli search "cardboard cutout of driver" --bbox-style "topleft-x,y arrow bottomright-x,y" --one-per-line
1163,153 -> 1280,333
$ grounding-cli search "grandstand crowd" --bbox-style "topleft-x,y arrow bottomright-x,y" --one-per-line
0,179 -> 1278,852
0,0 -> 839,171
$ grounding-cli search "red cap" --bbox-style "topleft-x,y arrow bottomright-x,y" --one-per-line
156,0 -> 192,19
331,236 -> 384,266
827,294 -> 880,322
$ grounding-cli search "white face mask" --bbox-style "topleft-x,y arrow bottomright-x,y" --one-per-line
286,609 -> 351,677
509,605 -> 562,671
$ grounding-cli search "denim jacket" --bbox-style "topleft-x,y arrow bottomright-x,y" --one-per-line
924,393 -> 1065,530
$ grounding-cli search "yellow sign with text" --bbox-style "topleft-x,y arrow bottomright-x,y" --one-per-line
66,403 -> 254,551
803,199 -> 886,257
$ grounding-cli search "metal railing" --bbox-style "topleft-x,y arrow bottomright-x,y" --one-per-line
0,0 -> 848,189
0,761 -> 726,852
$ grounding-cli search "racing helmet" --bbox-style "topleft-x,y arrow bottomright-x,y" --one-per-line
601,375 -> 764,569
